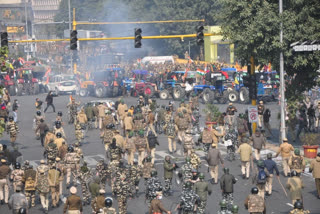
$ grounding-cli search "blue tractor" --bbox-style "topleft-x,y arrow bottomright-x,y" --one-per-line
193,72 -> 229,104
231,72 -> 250,104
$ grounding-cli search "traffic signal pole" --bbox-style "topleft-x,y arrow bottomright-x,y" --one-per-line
73,8 -> 77,75
250,56 -> 257,134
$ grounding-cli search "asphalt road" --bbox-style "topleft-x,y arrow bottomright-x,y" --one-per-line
0,94 -> 319,214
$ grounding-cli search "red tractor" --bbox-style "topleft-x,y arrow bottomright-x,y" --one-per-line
15,68 -> 40,96
0,73 -> 16,96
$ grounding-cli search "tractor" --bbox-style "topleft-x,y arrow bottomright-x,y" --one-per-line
15,68 -> 40,96
0,73 -> 16,96
230,72 -> 250,104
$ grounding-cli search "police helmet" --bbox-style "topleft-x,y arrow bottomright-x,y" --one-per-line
198,173 -> 205,179
15,162 -> 21,169
36,111 -> 41,116
257,160 -> 265,168
165,106 -> 170,111
251,187 -> 259,194
267,153 -> 273,159
67,146 -> 74,152
232,205 -> 239,213
151,170 -> 157,177
57,111 -> 63,116
146,156 -> 152,162
128,131 -> 134,138
294,148 -> 300,156
294,200 -> 303,209
56,132 -> 62,138
184,181 -> 192,189
9,116 -> 14,121
138,130 -> 144,137
223,168 -> 229,174
105,197 -> 113,208
18,208 -> 27,214
220,199 -> 227,208
291,170 -> 298,177
185,157 -> 191,163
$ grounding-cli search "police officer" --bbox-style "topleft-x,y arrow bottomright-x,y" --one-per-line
179,157 -> 193,188
125,131 -> 136,165
135,130 -> 149,167
114,174 -> 129,214
6,116 -> 19,143
176,181 -> 200,214
103,123 -> 115,154
78,162 -> 92,205
36,160 -> 49,176
67,98 -> 80,124
163,117 -> 178,154
220,168 -> 236,205
244,187 -> 266,214
146,171 -> 163,207
129,161 -> 141,197
217,199 -> 231,214
143,156 -> 154,185
289,148 -> 306,175
289,200 -> 310,214
54,132 -> 66,150
0,159 -> 11,204
34,110 -> 44,139
23,165 -> 37,207
102,197 -> 116,214
163,156 -> 175,196
109,138 -> 123,170
183,128 -> 194,157
95,159 -> 110,190
45,139 -> 58,167
264,153 -> 279,196
10,162 -> 24,192
286,170 -> 304,205
35,168 -> 49,213
64,146 -> 78,188
149,190 -> 171,214
53,121 -> 66,139
193,173 -> 212,214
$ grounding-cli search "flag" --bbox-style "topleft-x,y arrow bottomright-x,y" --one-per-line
44,67 -> 51,84
196,68 -> 206,76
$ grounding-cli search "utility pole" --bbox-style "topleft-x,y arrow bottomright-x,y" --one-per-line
279,0 -> 286,141
24,0 -> 29,60
250,56 -> 257,133
69,0 -> 73,74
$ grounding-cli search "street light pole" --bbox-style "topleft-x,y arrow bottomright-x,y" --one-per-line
68,0 -> 73,73
24,0 -> 29,60
279,0 -> 286,141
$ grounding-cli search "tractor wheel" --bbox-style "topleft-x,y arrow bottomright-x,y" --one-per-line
16,84 -> 23,96
33,83 -> 40,95
79,88 -> 87,97
218,91 -> 228,104
228,89 -> 239,103
9,85 -> 15,96
202,88 -> 214,104
143,85 -> 155,97
239,87 -> 250,104
159,89 -> 169,100
173,86 -> 185,100
95,84 -> 107,98
113,87 -> 119,97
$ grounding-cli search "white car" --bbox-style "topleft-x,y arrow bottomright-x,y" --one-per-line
45,75 -> 77,95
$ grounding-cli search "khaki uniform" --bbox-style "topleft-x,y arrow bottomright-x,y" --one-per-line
125,136 -> 136,165
183,133 -> 194,157
54,138 -> 66,150
64,152 -> 78,185
237,142 -> 252,178
114,133 -> 125,149
286,176 -> 304,205
275,142 -> 294,176
288,154 -> 306,174
117,103 -> 128,128
53,127 -> 66,139
0,165 -> 11,203
97,104 -> 108,129
6,121 -> 19,143
44,132 -> 56,148
91,195 -> 105,213
124,116 -> 134,136
310,156 -> 320,197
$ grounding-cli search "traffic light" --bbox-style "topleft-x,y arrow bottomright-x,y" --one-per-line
249,75 -> 257,100
70,30 -> 78,50
242,75 -> 250,87
134,28 -> 142,48
1,32 -> 8,47
196,26 -> 204,45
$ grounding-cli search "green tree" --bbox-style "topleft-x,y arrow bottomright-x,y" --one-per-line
216,0 -> 320,99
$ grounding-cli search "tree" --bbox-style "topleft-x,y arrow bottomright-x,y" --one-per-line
216,0 -> 320,99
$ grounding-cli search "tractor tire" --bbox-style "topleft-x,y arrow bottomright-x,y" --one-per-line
202,88 -> 214,104
16,84 -> 23,96
95,84 -> 107,98
143,85 -> 155,97
218,91 -> 228,104
228,89 -> 239,103
9,85 -> 15,96
79,88 -> 87,97
33,83 -> 40,95
239,87 -> 250,104
159,89 -> 170,100
173,86 -> 185,101
113,87 -> 119,97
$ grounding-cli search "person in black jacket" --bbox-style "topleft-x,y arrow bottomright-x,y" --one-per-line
264,153 -> 279,196
147,131 -> 159,165
220,168 -> 236,205
9,147 -> 22,166
44,91 -> 55,113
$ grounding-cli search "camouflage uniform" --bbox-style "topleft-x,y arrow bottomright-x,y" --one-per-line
128,164 -> 141,196
146,176 -> 163,206
24,168 -> 37,207
103,127 -> 114,152
36,171 -> 50,211
34,115 -> 45,138
190,152 -> 201,170
45,142 -> 58,167
289,209 -> 310,214
183,131 -> 194,157
180,163 -> 193,188
64,151 -> 78,185
109,144 -> 123,168
95,160 -> 110,189
74,144 -> 83,176
75,122 -> 83,143
78,164 -> 92,204
179,189 -> 200,214
142,160 -> 154,184
133,113 -> 145,132
36,164 -> 49,176
6,120 -> 19,143
67,102 -> 79,124
135,135 -> 148,166
10,169 -> 24,192
115,176 -> 129,214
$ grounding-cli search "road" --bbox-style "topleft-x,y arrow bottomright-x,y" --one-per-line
0,94 -> 319,214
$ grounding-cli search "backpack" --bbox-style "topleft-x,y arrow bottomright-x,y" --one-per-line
257,169 -> 267,184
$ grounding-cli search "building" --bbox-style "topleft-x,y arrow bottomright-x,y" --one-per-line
31,0 -> 61,23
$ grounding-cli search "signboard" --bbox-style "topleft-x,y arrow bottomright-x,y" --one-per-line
248,106 -> 258,123
7,26 -> 24,33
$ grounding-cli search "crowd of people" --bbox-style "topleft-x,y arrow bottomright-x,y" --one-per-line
0,88 -> 319,214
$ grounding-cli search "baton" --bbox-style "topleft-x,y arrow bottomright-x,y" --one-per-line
277,176 -> 288,197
